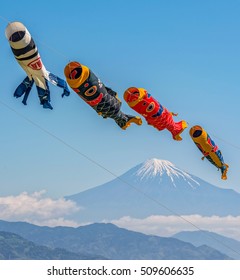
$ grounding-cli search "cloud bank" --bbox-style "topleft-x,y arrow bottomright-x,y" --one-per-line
109,215 -> 240,241
1,192 -> 240,241
0,191 -> 80,227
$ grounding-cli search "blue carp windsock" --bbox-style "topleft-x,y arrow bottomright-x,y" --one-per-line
189,125 -> 229,180
5,21 -> 70,109
64,61 -> 142,130
124,87 -> 188,140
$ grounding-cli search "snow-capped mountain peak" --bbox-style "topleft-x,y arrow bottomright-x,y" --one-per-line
67,157 -> 240,223
136,158 -> 199,188
137,158 -> 178,177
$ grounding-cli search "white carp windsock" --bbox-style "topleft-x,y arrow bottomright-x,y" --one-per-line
5,21 -> 70,109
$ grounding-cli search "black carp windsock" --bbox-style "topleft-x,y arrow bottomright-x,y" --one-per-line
64,61 -> 142,129
5,21 -> 70,109
189,125 -> 229,180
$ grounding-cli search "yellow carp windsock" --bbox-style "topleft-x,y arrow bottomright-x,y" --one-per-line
64,62 -> 142,129
5,21 -> 70,109
189,125 -> 229,180
124,87 -> 188,140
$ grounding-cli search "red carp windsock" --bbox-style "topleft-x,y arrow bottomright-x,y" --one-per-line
64,62 -> 142,130
189,125 -> 229,180
5,21 -> 70,109
123,87 -> 188,140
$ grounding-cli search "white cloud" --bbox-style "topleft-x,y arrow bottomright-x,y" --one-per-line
0,191 -> 80,227
1,192 -> 240,242
109,215 -> 240,241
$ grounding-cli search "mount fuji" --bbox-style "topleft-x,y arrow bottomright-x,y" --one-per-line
67,158 -> 240,223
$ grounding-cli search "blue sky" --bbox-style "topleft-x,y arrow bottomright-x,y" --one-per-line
0,0 -> 239,201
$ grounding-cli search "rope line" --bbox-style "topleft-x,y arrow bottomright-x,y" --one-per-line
0,15 -> 10,24
0,99 -> 239,258
0,15 -> 240,258
1,15 -> 239,150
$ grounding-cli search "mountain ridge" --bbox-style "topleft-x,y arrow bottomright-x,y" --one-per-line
173,230 -> 240,260
0,230 -> 106,260
0,220 -> 232,260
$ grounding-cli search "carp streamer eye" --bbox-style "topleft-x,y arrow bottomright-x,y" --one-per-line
146,102 -> 155,112
84,85 -> 97,96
